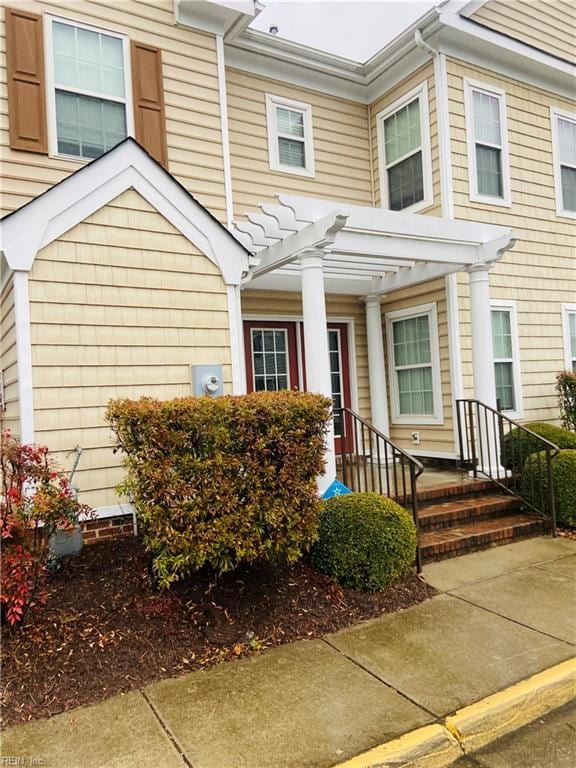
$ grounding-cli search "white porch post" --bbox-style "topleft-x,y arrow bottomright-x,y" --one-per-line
300,250 -> 336,492
365,295 -> 389,436
469,263 -> 499,471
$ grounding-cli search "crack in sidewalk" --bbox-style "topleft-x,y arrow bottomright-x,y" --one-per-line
141,689 -> 194,768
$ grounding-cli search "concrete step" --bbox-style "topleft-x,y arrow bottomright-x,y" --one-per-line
421,514 -> 550,563
418,493 -> 521,531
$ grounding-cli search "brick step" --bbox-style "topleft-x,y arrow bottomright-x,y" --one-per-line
421,514 -> 550,563
415,478 -> 502,504
418,493 -> 521,531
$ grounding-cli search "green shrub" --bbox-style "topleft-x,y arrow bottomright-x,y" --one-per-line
556,371 -> 576,432
106,391 -> 331,587
501,422 -> 576,471
310,493 -> 416,591
524,449 -> 576,528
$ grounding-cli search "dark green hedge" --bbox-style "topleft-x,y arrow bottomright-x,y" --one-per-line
501,422 -> 576,471
524,449 -> 576,528
106,391 -> 331,587
310,492 -> 416,591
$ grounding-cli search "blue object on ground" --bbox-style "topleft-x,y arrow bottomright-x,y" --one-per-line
322,478 -> 352,499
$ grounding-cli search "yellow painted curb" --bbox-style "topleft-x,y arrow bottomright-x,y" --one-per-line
334,724 -> 461,768
334,658 -> 576,768
446,657 -> 576,754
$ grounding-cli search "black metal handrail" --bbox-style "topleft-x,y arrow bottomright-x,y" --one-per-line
337,407 -> 425,572
456,399 -> 559,535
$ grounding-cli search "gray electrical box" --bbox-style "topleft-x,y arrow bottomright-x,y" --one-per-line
191,364 -> 224,397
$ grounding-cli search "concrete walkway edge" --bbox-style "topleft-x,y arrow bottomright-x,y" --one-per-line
334,657 -> 576,768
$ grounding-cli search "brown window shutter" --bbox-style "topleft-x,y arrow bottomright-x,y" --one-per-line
5,7 -> 48,153
131,41 -> 168,168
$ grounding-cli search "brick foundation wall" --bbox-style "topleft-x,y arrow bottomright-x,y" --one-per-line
81,514 -> 135,544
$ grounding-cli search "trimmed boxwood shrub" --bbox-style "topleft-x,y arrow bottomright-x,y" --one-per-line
501,422 -> 576,471
310,493 -> 416,591
106,391 -> 331,587
524,449 -> 576,528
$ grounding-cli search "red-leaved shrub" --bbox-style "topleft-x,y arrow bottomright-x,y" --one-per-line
0,430 -> 90,626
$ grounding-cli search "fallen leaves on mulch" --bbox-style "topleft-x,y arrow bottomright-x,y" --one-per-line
1,538 -> 435,728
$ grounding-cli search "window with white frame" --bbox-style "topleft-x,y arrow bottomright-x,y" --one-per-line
265,94 -> 315,177
386,303 -> 443,424
378,83 -> 432,212
491,304 -> 522,415
464,79 -> 511,206
47,17 -> 131,159
551,108 -> 576,217
562,305 -> 576,372
251,328 -> 290,391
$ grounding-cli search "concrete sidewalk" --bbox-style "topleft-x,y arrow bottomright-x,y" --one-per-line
3,537 -> 576,768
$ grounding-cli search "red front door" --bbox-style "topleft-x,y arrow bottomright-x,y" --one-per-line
243,320 -> 352,453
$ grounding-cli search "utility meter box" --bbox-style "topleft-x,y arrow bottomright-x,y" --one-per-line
191,364 -> 224,397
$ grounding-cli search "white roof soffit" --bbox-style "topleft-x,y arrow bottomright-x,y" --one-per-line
0,138 -> 252,285
224,0 -> 575,103
175,1 -> 259,37
234,195 -> 516,296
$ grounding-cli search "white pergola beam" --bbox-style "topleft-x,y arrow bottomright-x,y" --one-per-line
251,209 -> 349,278
374,261 -> 464,295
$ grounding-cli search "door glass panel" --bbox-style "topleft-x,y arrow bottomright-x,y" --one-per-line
328,329 -> 344,437
251,329 -> 290,392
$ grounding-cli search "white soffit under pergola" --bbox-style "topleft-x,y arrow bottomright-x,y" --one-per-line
233,195 -> 517,296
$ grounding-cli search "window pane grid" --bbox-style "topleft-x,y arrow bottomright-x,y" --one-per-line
383,97 -> 425,212
491,309 -> 516,412
52,20 -> 128,160
251,329 -> 290,392
328,330 -> 344,437
392,315 -> 434,416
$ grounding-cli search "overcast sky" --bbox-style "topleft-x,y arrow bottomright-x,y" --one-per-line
250,1 -> 442,62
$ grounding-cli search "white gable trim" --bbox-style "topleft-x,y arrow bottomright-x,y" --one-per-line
0,139 -> 251,286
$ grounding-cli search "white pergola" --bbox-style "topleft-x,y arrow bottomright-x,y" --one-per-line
233,195 -> 517,485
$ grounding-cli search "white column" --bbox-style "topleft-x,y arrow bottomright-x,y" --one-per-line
365,295 -> 389,436
13,270 -> 34,444
469,263 -> 500,472
226,284 -> 246,394
469,264 -> 497,408
300,250 -> 335,492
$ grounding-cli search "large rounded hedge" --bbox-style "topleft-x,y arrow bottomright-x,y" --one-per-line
310,492 -> 416,591
501,422 -> 576,471
524,449 -> 576,528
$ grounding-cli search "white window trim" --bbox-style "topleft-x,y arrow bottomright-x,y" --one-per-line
44,13 -> 134,162
491,300 -> 523,419
385,302 -> 444,426
376,81 -> 433,214
561,303 -> 576,371
265,94 -> 315,178
550,107 -> 576,220
464,77 -> 511,207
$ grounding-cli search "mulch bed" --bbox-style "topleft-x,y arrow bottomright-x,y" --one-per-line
1,538 -> 435,728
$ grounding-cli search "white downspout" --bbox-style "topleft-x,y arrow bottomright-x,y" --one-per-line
415,30 -> 464,459
216,34 -> 234,229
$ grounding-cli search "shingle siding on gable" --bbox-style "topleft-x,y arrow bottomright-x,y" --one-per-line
28,189 -> 232,509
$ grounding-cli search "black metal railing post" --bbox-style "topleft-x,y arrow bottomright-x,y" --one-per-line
336,407 -> 424,572
455,399 -> 559,532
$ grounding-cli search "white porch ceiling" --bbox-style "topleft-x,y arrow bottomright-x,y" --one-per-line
233,195 -> 516,296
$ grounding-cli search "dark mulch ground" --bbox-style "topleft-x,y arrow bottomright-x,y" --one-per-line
1,538 -> 435,728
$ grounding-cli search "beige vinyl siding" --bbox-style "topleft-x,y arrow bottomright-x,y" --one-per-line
471,0 -> 576,65
0,276 -> 19,434
382,279 -> 454,455
226,68 -> 373,216
369,63 -> 442,216
28,189 -> 232,509
0,0 -> 227,219
240,290 -> 370,421
447,58 -> 576,422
